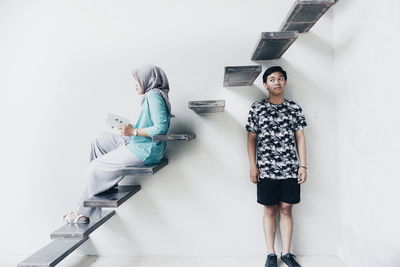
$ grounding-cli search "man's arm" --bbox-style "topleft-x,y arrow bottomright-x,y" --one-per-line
247,132 -> 259,183
295,129 -> 307,184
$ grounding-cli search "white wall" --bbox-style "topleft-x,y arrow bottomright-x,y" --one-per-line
0,0 -> 338,265
334,1 -> 400,267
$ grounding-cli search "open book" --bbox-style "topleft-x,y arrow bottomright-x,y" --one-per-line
106,113 -> 131,129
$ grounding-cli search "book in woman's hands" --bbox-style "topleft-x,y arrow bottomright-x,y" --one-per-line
106,113 -> 131,129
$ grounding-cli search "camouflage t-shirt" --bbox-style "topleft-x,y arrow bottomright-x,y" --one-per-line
245,99 -> 307,179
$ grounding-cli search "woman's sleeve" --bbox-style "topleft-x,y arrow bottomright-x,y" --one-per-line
142,91 -> 169,137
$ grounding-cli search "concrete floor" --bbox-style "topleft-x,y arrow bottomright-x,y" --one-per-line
60,255 -> 348,267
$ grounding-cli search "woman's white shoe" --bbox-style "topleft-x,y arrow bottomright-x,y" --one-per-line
63,211 -> 90,224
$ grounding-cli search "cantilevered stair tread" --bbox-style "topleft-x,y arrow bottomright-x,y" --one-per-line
251,31 -> 298,60
223,65 -> 262,87
84,185 -> 141,208
120,158 -> 168,175
51,210 -> 115,240
280,0 -> 337,33
188,100 -> 225,113
18,238 -> 88,267
152,133 -> 196,142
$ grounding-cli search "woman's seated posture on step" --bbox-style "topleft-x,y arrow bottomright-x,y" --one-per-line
64,64 -> 171,223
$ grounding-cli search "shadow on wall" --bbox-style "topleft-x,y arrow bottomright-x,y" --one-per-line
280,59 -> 318,100
296,31 -> 334,57
333,0 -> 366,52
63,255 -> 99,267
226,84 -> 267,103
75,239 -> 99,264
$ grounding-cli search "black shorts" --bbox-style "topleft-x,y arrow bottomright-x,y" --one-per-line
257,178 -> 300,206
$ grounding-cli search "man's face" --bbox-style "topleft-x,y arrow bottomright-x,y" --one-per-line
263,71 -> 286,97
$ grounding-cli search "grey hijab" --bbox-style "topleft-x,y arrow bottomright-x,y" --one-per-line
133,64 -> 172,115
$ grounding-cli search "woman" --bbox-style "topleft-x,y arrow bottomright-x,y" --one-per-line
64,64 -> 171,223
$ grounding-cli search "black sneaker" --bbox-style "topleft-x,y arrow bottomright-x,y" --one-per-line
265,253 -> 277,267
281,253 -> 301,267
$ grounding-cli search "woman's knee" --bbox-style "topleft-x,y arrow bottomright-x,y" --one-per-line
87,160 -> 122,184
92,132 -> 112,145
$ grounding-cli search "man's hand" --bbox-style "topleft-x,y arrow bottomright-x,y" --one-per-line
120,124 -> 134,136
297,167 -> 307,184
250,167 -> 260,184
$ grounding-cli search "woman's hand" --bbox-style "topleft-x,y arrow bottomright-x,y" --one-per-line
298,167 -> 307,184
120,124 -> 134,136
250,166 -> 259,184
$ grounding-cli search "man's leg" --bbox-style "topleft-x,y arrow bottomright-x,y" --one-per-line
263,205 -> 278,254
278,201 -> 294,254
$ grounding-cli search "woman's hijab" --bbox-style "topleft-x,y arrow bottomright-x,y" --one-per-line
133,64 -> 172,116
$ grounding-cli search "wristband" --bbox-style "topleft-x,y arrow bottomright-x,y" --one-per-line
299,166 -> 307,170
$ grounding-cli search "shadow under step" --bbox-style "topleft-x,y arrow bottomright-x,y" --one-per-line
120,158 -> 168,176
280,0 -> 337,33
188,100 -> 225,113
223,65 -> 262,87
251,31 -> 298,60
18,237 -> 88,267
84,185 -> 141,208
153,134 -> 196,142
51,210 -> 115,240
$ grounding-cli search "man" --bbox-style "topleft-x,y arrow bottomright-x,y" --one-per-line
246,66 -> 307,267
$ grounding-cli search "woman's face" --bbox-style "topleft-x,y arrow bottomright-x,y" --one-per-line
135,79 -> 145,95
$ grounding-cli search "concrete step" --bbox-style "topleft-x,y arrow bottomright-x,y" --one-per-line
188,100 -> 225,113
280,0 -> 337,33
223,65 -> 262,87
251,31 -> 298,60
120,158 -> 168,176
84,185 -> 141,208
152,134 -> 195,142
50,210 -> 115,240
18,238 -> 88,267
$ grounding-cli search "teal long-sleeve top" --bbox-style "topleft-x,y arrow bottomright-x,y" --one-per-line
126,91 -> 170,164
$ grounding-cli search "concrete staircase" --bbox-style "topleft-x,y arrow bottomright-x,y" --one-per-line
19,136 -> 193,266
224,0 -> 338,87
